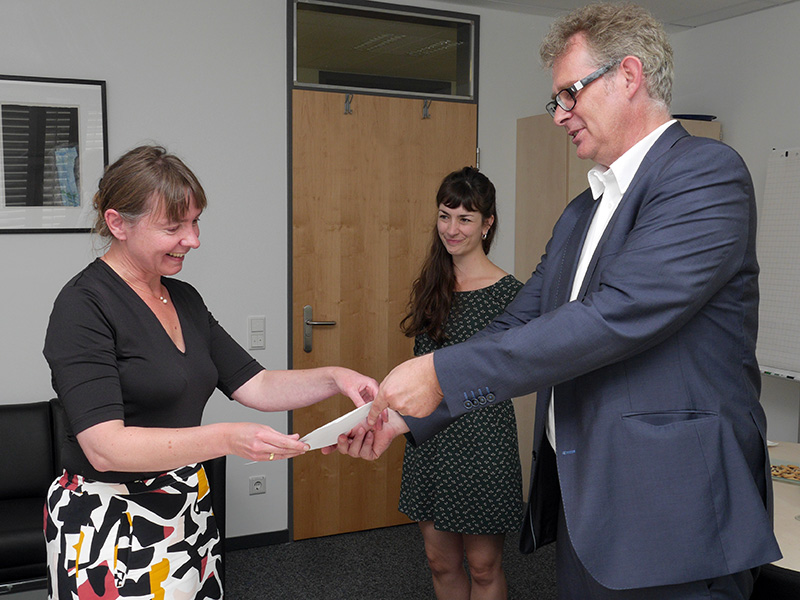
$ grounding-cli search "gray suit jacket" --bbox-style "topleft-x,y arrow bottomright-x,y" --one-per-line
406,123 -> 781,589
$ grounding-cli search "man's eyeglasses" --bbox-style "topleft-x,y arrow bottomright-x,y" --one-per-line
545,62 -> 618,117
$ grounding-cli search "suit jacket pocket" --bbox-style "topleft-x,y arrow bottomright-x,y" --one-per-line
622,409 -> 718,427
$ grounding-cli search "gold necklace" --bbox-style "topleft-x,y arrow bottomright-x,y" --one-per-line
103,256 -> 169,304
122,275 -> 168,304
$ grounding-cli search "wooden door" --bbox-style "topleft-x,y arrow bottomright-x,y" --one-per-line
291,90 -> 477,539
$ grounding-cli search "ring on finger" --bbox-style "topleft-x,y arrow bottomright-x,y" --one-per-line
269,453 -> 275,461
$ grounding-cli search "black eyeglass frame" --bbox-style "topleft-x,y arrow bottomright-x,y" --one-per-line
545,62 -> 618,117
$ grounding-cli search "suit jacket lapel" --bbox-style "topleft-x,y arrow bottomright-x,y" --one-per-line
575,122 -> 692,300
550,192 -> 599,310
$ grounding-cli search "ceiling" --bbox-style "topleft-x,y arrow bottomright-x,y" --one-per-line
432,0 -> 798,32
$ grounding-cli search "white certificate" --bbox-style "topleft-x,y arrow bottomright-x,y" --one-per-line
300,402 -> 373,450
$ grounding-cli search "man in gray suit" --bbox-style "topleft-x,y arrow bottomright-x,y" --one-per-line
336,3 -> 781,598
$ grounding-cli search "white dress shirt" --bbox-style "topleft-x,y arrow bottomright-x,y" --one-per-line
546,120 -> 676,450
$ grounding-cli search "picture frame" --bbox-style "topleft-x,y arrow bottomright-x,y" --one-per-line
0,74 -> 108,233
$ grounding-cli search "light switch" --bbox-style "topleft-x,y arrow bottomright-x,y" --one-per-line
248,315 -> 266,350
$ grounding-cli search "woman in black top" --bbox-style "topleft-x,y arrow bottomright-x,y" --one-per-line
43,145 -> 377,599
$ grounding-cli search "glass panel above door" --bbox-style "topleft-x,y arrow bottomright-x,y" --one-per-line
293,1 -> 477,101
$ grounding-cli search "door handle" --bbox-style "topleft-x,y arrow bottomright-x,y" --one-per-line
303,305 -> 336,353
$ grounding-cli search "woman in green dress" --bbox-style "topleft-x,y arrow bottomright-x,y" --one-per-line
398,167 -> 524,600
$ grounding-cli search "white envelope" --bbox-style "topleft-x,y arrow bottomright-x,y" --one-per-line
300,402 -> 373,450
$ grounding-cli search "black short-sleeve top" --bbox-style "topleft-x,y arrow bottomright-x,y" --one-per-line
43,258 -> 264,482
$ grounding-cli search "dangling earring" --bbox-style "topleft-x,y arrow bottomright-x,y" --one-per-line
482,231 -> 488,240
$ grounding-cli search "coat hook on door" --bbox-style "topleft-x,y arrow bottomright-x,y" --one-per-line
344,94 -> 353,115
422,99 -> 432,119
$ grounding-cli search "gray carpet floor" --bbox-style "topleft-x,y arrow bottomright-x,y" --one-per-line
225,523 -> 557,599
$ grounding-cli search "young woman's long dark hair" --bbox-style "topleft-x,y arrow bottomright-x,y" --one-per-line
400,167 -> 498,344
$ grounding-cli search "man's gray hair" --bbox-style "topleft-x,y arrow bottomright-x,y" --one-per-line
539,3 -> 674,108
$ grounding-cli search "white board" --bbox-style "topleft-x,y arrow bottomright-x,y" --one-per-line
756,148 -> 800,381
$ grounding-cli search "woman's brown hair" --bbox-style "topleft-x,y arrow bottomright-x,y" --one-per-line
400,167 -> 498,344
93,145 -> 207,241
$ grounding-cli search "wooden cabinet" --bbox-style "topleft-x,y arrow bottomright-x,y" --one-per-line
512,115 -> 722,494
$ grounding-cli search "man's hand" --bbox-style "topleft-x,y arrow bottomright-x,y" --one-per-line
367,353 -> 444,426
322,409 -> 410,460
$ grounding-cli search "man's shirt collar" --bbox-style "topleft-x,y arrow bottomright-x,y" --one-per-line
587,119 -> 676,200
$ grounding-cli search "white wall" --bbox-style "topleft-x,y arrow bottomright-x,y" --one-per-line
0,0 -> 553,539
671,2 -> 800,442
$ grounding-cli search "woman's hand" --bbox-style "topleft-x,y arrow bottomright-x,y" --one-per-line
332,367 -> 380,408
227,422 -> 309,462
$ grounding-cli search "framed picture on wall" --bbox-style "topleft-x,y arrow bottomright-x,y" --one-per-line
0,74 -> 107,233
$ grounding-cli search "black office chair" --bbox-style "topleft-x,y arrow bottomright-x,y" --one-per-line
0,401 -> 54,594
751,563 -> 800,599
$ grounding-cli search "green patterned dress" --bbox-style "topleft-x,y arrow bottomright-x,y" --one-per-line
399,274 -> 524,534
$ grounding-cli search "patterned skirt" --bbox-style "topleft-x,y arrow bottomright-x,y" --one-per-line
44,464 -> 222,599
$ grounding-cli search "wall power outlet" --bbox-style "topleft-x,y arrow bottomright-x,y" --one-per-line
249,475 -> 266,495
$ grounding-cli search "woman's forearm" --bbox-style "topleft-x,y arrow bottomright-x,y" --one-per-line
77,419 -> 307,473
233,366 -> 378,412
